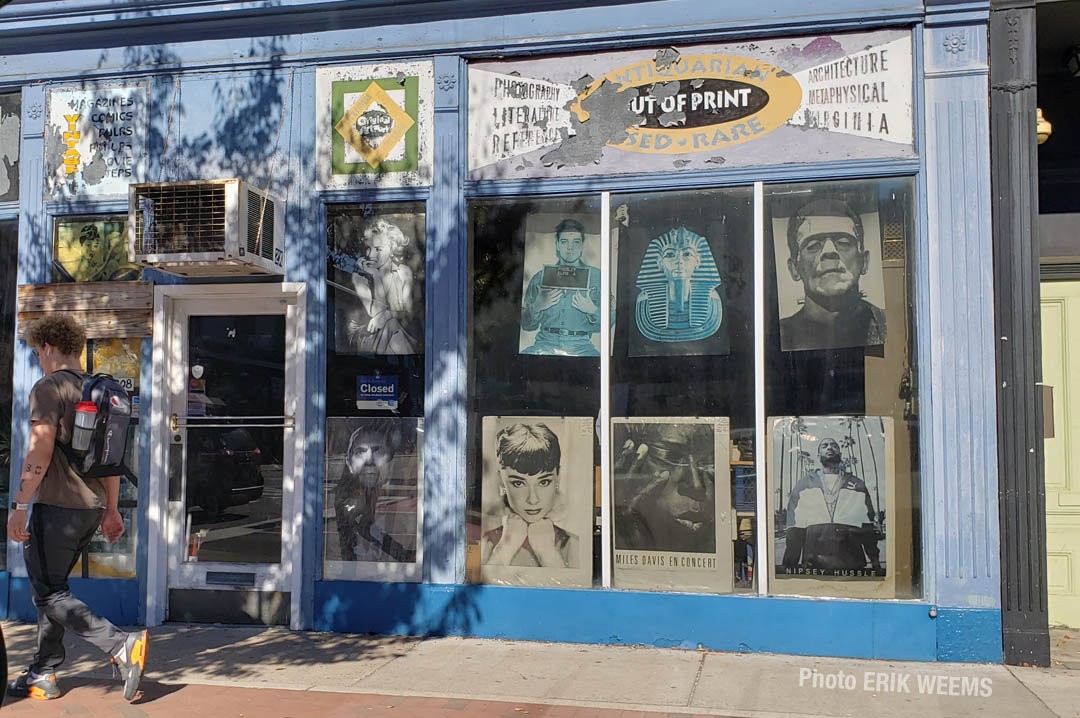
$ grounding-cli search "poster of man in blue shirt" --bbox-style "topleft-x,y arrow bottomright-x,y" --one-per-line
519,218 -> 602,356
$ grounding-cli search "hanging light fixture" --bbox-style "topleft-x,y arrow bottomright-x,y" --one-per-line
1037,108 -> 1053,145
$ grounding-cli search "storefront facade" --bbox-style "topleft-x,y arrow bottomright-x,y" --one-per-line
0,0 -> 1005,662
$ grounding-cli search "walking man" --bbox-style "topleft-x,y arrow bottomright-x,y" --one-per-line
7,315 -> 148,701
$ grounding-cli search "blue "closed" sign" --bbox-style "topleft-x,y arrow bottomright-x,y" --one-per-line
356,376 -> 398,410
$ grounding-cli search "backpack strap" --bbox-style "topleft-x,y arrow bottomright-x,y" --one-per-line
56,368 -> 91,401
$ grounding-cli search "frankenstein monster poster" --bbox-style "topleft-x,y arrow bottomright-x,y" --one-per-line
770,185 -> 888,353
480,416 -> 594,588
612,416 -> 732,593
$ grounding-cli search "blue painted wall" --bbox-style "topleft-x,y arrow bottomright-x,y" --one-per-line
313,581 -> 981,662
8,578 -> 140,627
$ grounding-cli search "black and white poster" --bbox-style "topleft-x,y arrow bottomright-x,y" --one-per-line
518,213 -> 602,357
327,208 -> 425,355
324,417 -> 423,581
772,196 -> 887,353
612,417 -> 732,593
480,416 -> 593,588
769,416 -> 895,596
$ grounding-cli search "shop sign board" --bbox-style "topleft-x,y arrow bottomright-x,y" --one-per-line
316,61 -> 435,188
356,375 -> 399,411
468,29 -> 912,180
45,84 -> 148,199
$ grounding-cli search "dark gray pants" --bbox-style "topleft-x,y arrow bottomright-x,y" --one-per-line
23,504 -> 127,672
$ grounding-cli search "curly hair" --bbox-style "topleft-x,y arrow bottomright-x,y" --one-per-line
25,314 -> 86,356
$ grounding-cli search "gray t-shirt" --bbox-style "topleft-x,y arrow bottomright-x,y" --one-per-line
28,370 -> 107,510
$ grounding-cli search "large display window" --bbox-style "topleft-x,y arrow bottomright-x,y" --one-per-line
466,196 -> 602,588
466,177 -> 919,599
49,214 -> 142,578
323,202 -> 426,581
0,218 -> 16,569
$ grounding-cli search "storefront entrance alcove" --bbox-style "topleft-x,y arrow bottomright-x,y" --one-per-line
145,284 -> 306,628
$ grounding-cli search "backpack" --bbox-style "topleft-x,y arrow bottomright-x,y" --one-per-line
57,369 -> 138,486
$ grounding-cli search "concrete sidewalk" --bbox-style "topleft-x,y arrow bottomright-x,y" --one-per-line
1,621 -> 1078,718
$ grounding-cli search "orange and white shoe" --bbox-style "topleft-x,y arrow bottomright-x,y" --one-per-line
7,669 -> 61,700
112,629 -> 149,701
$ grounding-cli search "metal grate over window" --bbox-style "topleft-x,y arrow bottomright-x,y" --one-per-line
133,183 -> 228,255
246,189 -> 275,261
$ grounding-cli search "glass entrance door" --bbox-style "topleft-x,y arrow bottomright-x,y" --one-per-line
164,297 -> 298,621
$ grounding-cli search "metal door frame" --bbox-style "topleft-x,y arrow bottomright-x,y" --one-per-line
146,283 -> 307,630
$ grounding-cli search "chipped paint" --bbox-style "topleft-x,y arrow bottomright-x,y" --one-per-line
540,79 -> 643,168
0,94 -> 20,201
654,47 -> 681,71
468,28 -> 913,180
45,84 -> 148,198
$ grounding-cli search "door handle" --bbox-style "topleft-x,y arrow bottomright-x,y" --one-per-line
171,414 -> 295,431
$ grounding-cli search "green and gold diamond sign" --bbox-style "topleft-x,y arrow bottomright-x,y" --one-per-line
332,76 -> 419,174
318,61 -> 433,188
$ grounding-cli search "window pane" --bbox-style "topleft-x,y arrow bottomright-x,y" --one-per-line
0,93 -> 18,203
53,215 -> 140,283
0,219 -> 17,570
765,177 -> 919,599
467,196 -> 601,588
74,338 -> 141,578
323,203 -> 426,581
609,187 -> 755,594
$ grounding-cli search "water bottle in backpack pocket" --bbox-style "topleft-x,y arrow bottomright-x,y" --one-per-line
59,370 -> 137,485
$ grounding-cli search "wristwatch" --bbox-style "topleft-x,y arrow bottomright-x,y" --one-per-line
10,501 -> 28,511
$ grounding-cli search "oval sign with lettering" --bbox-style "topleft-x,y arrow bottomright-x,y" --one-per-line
572,54 -> 803,154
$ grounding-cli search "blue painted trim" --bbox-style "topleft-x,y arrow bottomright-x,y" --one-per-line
295,66 -> 322,630
0,3 -> 927,66
8,577 -> 141,627
313,581 -> 948,661
9,83 -> 48,579
423,55 -> 467,584
935,607 -> 1002,662
44,200 -> 128,216
319,187 -> 430,204
0,572 -> 9,619
135,338 -> 153,625
912,23 -> 937,605
466,158 -> 922,198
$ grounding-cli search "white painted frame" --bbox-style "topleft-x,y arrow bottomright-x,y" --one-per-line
146,283 -> 307,630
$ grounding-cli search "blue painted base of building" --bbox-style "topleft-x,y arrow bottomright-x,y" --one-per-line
7,577 -> 140,627
314,581 -> 1003,663
0,577 -> 1001,664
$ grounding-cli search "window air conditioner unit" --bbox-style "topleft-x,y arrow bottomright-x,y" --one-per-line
128,179 -> 285,277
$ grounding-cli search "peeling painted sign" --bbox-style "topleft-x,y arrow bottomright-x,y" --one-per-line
45,85 -> 147,198
0,93 -> 20,203
468,29 -> 913,180
316,61 -> 434,188
570,55 -> 802,155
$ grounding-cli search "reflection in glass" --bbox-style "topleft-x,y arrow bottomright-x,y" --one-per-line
52,215 -> 140,283
323,417 -> 422,576
185,315 -> 284,565
0,219 -> 15,570
765,177 -> 918,599
467,196 -> 601,587
610,188 -> 755,594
